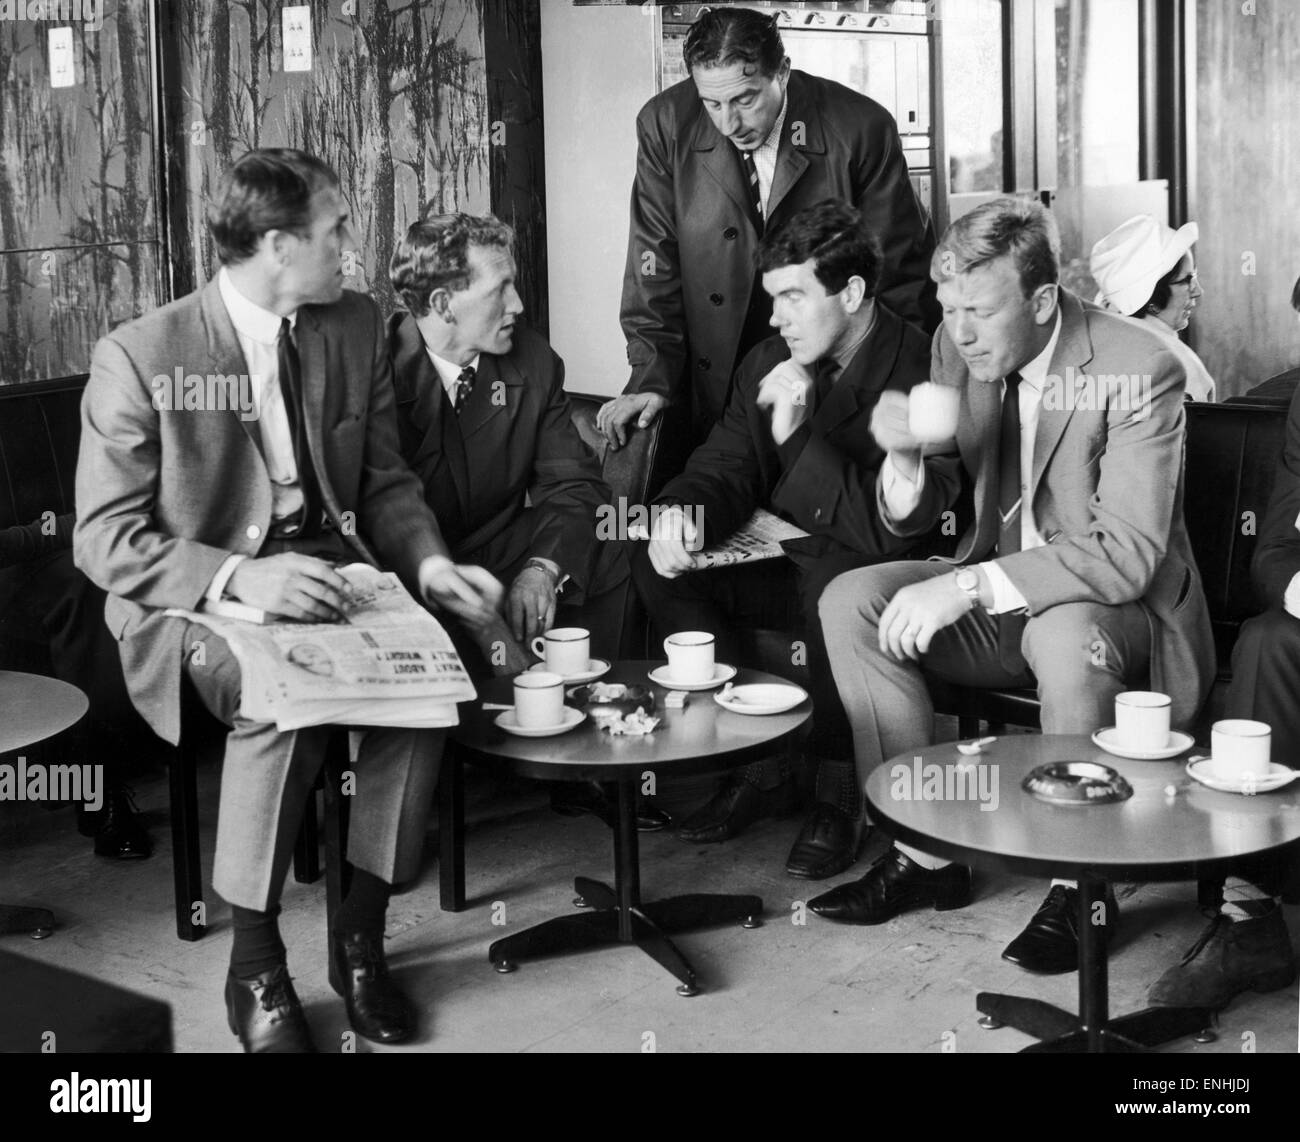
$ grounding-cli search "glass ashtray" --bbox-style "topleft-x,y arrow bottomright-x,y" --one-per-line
566,682 -> 657,719
1022,761 -> 1133,805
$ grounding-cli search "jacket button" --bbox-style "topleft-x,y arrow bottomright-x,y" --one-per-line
697,356 -> 711,371
245,524 -> 261,540
723,227 -> 738,240
814,509 -> 824,522
710,293 -> 724,306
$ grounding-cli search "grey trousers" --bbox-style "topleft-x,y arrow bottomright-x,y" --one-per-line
184,620 -> 444,911
818,561 -> 1153,790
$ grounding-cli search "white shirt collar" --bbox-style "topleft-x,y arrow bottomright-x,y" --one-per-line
1013,309 -> 1063,392
425,346 -> 481,395
218,266 -> 294,344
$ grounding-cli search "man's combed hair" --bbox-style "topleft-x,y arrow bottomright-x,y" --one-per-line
758,200 -> 883,297
208,149 -> 339,266
683,6 -> 784,77
389,213 -> 515,317
931,197 -> 1060,296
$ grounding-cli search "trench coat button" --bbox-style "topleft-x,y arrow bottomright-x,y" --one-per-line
246,524 -> 261,540
697,356 -> 711,371
710,293 -> 724,306
723,227 -> 739,240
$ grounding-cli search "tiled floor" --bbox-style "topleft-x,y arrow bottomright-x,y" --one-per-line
2,753 -> 1297,1053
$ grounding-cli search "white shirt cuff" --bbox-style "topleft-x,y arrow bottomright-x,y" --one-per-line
979,560 -> 1029,615
1285,570 -> 1300,620
205,554 -> 247,603
881,451 -> 925,522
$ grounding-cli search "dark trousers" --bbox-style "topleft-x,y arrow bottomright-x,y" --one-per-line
630,545 -> 882,761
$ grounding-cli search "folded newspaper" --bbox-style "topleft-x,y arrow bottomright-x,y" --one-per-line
691,508 -> 810,569
167,563 -> 475,731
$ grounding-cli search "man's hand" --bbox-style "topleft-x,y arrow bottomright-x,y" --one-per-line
417,555 -> 504,632
226,554 -> 351,623
877,574 -> 972,662
647,504 -> 699,579
596,392 -> 667,449
870,389 -> 924,481
756,359 -> 814,446
506,564 -> 559,643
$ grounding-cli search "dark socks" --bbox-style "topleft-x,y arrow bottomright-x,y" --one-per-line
742,754 -> 790,792
333,868 -> 392,936
230,903 -> 286,979
814,758 -> 861,817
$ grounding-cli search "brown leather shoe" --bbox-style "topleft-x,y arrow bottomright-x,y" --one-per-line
808,847 -> 971,924
676,774 -> 796,844
225,965 -> 316,1053
1149,909 -> 1297,1009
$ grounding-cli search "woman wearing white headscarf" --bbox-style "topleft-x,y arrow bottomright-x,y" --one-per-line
1090,214 -> 1216,401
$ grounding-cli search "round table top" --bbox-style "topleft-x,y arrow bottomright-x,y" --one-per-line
0,670 -> 89,754
865,734 -> 1300,881
451,660 -> 811,781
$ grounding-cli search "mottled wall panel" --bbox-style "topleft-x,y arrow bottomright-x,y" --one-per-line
170,0 -> 491,316
0,3 -> 161,383
1194,0 -> 1300,395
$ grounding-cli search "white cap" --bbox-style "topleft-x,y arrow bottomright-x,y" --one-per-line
1089,214 -> 1199,316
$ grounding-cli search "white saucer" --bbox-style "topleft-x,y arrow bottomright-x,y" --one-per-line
1091,727 -> 1196,760
494,706 -> 587,738
526,658 -> 611,684
714,683 -> 808,716
1185,757 -> 1299,795
647,663 -> 738,692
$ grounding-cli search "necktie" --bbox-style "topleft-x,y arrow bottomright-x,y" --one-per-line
453,365 -> 476,416
740,148 -> 764,233
996,370 -> 1025,668
276,318 -> 322,537
813,359 -> 839,407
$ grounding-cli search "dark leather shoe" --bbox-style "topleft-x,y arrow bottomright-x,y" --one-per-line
329,930 -> 416,1044
225,966 -> 316,1053
550,781 -> 671,832
1001,884 -> 1117,974
1149,909 -> 1297,1008
808,847 -> 972,923
676,774 -> 796,844
785,803 -> 863,880
78,787 -> 153,860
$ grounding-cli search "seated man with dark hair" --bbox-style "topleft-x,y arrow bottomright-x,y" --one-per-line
631,199 -> 935,878
1148,381 -> 1300,1008
0,514 -> 152,858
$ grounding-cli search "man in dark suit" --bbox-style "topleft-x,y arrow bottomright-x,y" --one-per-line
814,199 -> 1216,976
1147,382 -> 1300,1008
632,200 -> 934,878
598,5 -> 936,450
387,213 -> 626,674
74,150 -> 503,1052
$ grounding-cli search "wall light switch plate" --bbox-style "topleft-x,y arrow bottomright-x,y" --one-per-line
283,5 -> 312,73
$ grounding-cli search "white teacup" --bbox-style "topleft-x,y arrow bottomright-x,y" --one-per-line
1114,691 -> 1171,752
1211,719 -> 1271,782
531,627 -> 590,677
513,671 -> 566,728
663,631 -> 716,685
907,382 -> 961,444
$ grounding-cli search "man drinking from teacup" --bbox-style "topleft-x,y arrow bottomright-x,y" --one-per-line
631,199 -> 941,879
813,198 -> 1216,976
1146,383 -> 1300,1008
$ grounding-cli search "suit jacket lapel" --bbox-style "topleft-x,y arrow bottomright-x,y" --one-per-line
458,351 -> 521,442
815,303 -> 903,436
199,279 -> 266,464
1031,292 -> 1091,501
767,72 -> 825,222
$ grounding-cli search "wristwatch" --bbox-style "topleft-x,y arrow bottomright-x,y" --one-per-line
953,566 -> 981,609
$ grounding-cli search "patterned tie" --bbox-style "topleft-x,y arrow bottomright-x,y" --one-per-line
740,148 -> 764,233
276,318 -> 322,537
996,370 -> 1025,668
453,365 -> 476,416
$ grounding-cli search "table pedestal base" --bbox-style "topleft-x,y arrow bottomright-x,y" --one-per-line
975,877 -> 1214,1052
975,992 -> 1214,1052
0,904 -> 54,939
486,783 -> 762,993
